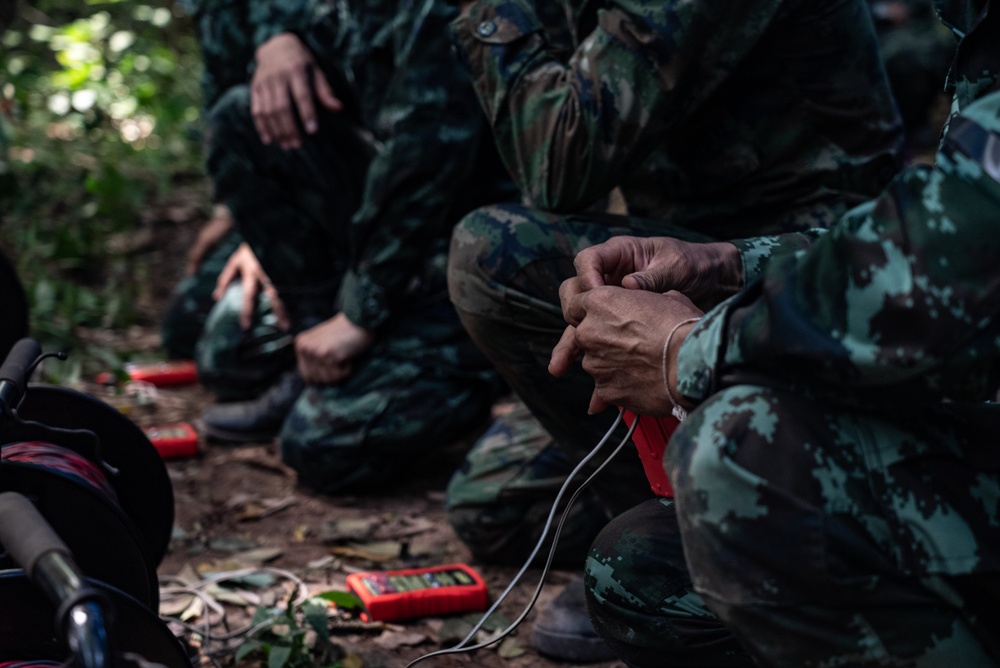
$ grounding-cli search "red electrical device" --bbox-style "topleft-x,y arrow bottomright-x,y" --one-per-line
141,422 -> 200,460
97,360 -> 199,387
345,563 -> 489,622
622,411 -> 680,498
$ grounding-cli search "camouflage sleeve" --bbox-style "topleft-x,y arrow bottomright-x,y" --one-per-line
729,228 -> 831,285
247,0 -> 318,48
450,0 -> 783,212
678,90 -> 1000,404
337,1 -> 486,330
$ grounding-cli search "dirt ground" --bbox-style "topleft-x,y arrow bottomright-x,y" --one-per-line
72,190 -> 627,668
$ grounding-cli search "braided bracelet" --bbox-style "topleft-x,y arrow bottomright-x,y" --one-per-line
661,317 -> 702,422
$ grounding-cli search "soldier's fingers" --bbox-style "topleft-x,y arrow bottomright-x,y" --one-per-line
272,84 -> 301,149
292,77 -> 319,139
548,326 -> 582,377
266,287 -> 290,331
572,247 -> 611,290
587,389 -> 611,415
558,278 -> 585,323
213,260 -> 238,302
240,278 -> 260,331
312,71 -> 342,113
250,81 -> 274,145
563,292 -> 590,327
288,70 -> 316,139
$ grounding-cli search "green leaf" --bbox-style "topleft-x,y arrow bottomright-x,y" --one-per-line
313,590 -> 364,610
302,599 -> 331,642
267,644 -> 293,668
250,605 -> 281,627
234,639 -> 263,664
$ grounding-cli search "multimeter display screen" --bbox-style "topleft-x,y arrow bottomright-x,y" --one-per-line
358,568 -> 475,596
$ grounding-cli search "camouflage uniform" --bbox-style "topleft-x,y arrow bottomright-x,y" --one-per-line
587,1 -> 1000,664
445,0 -> 905,565
182,0 -> 515,493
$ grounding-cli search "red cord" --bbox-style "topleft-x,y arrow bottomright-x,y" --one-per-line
1,441 -> 118,503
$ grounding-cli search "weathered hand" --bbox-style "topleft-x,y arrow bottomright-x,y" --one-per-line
549,287 -> 703,416
558,236 -> 742,324
185,204 -> 234,276
294,313 -> 375,385
213,243 -> 289,331
251,33 -> 342,150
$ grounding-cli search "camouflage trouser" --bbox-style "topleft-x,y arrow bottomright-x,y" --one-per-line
446,203 -> 713,564
205,86 -> 503,494
587,384 -> 1000,667
160,231 -> 294,401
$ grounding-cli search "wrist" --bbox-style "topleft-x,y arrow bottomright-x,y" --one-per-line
703,242 -> 743,299
662,317 -> 701,420
256,31 -> 301,59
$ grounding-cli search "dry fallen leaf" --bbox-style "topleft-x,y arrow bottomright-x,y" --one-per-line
329,540 -> 400,562
319,517 -> 380,543
234,547 -> 284,564
497,636 -> 527,659
294,524 -> 310,542
237,497 -> 296,521
374,630 -> 428,650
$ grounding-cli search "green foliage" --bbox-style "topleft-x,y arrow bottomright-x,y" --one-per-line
235,591 -> 363,668
0,0 -> 204,376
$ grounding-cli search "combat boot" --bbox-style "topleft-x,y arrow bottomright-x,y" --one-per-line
532,576 -> 617,663
199,370 -> 304,443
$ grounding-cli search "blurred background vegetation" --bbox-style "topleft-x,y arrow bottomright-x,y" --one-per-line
0,0 -> 206,380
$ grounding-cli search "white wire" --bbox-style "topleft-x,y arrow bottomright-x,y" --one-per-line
403,409 -> 638,667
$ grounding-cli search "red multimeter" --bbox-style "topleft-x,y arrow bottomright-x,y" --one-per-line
345,563 -> 489,622
97,360 -> 199,387
141,422 -> 200,460
622,411 -> 679,498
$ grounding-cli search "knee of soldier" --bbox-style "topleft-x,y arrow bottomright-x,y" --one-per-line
447,202 -> 541,316
278,393 -> 379,494
584,512 -> 624,616
585,499 -> 687,599
444,493 -> 535,567
444,454 -> 512,558
666,385 -> 826,611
